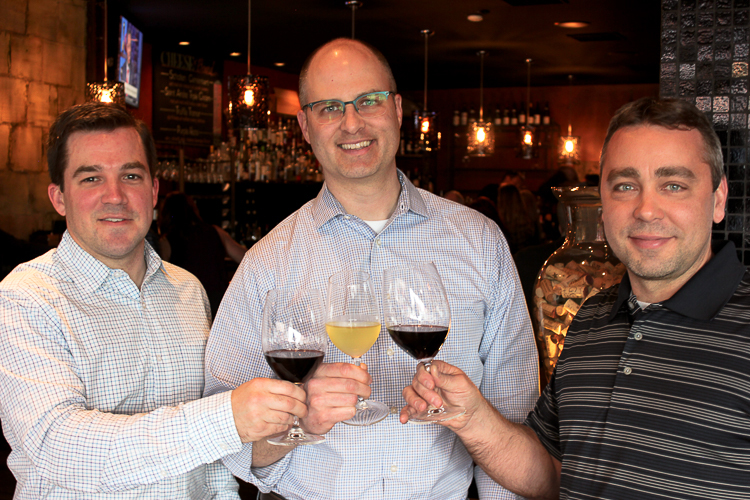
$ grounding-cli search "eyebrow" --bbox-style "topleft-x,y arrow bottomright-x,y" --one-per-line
606,166 -> 697,182
71,162 -> 148,178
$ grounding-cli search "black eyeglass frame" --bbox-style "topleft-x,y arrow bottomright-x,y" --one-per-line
302,91 -> 396,123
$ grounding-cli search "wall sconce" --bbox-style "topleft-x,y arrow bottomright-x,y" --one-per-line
228,0 -> 269,130
467,50 -> 494,157
559,75 -> 580,165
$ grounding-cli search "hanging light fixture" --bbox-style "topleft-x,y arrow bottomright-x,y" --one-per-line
559,74 -> 580,165
467,50 -> 494,157
416,29 -> 439,153
346,1 -> 363,39
518,58 -> 535,160
228,0 -> 269,130
86,0 -> 124,104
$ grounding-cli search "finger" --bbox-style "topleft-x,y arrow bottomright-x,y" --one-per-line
313,362 -> 372,384
402,386 -> 430,414
408,379 -> 444,409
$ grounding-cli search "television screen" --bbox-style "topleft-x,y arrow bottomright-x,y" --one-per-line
117,16 -> 143,107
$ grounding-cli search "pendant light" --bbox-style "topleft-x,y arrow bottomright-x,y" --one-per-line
228,0 -> 269,130
467,50 -> 494,157
559,74 -> 580,165
518,58 -> 535,160
86,0 -> 125,104
417,29 -> 439,153
346,1 -> 362,39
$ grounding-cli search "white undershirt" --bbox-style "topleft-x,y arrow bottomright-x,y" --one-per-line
364,220 -> 388,233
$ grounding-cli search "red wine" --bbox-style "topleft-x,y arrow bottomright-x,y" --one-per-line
265,349 -> 324,384
387,325 -> 449,361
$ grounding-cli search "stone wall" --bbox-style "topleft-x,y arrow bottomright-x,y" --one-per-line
0,0 -> 86,240
661,0 -> 750,264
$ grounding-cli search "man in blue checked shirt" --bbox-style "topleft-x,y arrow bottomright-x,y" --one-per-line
0,102 -> 310,499
204,38 -> 539,500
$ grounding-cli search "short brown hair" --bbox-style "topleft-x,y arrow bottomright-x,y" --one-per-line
47,102 -> 157,191
298,38 -> 398,106
600,97 -> 724,190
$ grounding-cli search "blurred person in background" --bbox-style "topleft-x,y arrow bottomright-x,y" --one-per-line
158,191 -> 246,319
496,184 -> 539,254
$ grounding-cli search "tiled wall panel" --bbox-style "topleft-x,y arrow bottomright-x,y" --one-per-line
661,0 -> 750,264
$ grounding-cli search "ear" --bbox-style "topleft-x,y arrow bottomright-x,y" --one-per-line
712,176 -> 728,224
151,177 -> 159,209
48,183 -> 66,217
297,109 -> 311,144
394,93 -> 403,127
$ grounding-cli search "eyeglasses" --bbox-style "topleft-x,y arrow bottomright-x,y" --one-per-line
302,91 -> 395,124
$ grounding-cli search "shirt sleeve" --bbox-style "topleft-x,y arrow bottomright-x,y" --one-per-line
475,230 -> 541,500
204,260 -> 292,491
524,370 -> 563,462
0,292 -> 243,494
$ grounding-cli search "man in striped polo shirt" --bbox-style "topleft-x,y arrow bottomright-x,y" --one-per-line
402,98 -> 750,500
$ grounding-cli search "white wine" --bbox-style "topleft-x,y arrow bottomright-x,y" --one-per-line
326,320 -> 381,359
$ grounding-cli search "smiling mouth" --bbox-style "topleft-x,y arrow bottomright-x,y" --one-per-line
339,140 -> 372,150
102,218 -> 127,222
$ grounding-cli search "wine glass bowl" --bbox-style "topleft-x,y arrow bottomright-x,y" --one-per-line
326,270 -> 390,426
261,288 -> 327,446
383,262 -> 465,424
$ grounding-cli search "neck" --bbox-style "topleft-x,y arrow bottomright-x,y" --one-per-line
326,170 -> 402,220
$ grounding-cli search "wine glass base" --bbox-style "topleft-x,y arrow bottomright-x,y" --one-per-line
267,432 -> 325,446
343,399 -> 390,426
408,405 -> 466,424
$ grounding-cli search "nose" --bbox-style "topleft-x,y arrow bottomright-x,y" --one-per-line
633,189 -> 663,222
101,179 -> 126,205
339,102 -> 365,134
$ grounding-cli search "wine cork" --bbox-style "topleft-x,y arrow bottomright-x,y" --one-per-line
541,302 -> 557,318
561,286 -> 586,298
563,299 -> 580,315
543,318 -> 564,334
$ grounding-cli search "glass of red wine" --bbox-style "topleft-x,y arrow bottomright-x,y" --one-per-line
383,262 -> 465,424
262,288 -> 327,446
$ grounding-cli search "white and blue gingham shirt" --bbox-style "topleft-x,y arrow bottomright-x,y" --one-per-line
205,172 -> 539,500
0,232 -> 243,499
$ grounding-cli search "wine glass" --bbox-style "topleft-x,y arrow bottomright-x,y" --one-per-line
382,262 -> 465,424
261,288 -> 327,446
326,270 -> 390,426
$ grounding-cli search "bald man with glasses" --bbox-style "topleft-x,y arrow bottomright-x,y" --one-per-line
205,38 -> 538,500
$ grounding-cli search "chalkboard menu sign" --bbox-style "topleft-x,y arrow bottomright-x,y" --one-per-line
153,50 -> 219,148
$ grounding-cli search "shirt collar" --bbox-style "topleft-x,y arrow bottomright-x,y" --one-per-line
608,240 -> 745,321
311,169 -> 429,228
54,231 -> 166,294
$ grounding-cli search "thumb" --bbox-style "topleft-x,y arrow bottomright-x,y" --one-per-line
429,360 -> 468,391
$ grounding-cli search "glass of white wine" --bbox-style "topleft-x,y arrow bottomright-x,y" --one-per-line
326,270 -> 390,426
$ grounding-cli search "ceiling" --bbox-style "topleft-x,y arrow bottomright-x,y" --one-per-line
109,0 -> 661,91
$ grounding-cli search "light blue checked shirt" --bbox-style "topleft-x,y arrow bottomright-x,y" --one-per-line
205,172 -> 539,500
0,232 -> 243,499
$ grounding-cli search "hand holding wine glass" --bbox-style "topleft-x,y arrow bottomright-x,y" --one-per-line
383,262 -> 466,424
261,288 -> 327,446
325,270 -> 390,426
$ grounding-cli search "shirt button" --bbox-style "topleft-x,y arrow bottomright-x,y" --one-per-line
375,238 -> 382,247
220,442 -> 228,450
390,464 -> 398,473
623,366 -> 632,375
344,215 -> 351,220
387,348 -> 394,357
634,332 -> 643,341
390,406 -> 398,414
157,355 -> 163,362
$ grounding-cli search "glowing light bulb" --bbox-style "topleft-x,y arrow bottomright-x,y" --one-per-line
565,139 -> 575,153
100,92 -> 113,103
523,131 -> 533,145
243,88 -> 255,106
476,127 -> 486,143
421,119 -> 430,133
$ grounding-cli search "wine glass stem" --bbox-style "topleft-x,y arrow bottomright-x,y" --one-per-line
288,416 -> 305,439
353,357 -> 369,410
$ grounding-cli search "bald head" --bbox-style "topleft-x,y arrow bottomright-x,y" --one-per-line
298,38 -> 397,106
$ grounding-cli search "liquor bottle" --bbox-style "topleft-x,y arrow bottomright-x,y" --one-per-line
518,104 -> 526,125
468,107 -> 477,125
502,106 -> 510,126
493,107 -> 502,126
542,101 -> 550,125
453,109 -> 460,127
533,102 -> 541,125
511,104 -> 518,126
460,107 -> 468,126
